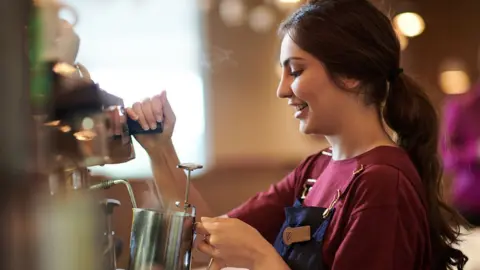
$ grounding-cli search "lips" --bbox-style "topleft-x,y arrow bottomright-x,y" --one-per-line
296,103 -> 308,111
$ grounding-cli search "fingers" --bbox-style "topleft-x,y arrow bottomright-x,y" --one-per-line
201,217 -> 227,233
196,223 -> 223,249
194,222 -> 210,236
196,217 -> 231,239
142,98 -> 159,130
196,219 -> 225,236
127,92 -> 171,132
151,94 -> 163,122
204,234 -> 211,244
195,220 -> 228,270
160,91 -> 176,128
125,107 -> 139,121
197,240 -> 219,258
131,102 -> 149,131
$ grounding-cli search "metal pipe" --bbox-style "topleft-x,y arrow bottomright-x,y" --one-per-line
89,179 -> 137,208
176,163 -> 203,212
184,170 -> 191,211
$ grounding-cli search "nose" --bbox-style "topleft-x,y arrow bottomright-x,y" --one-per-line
276,74 -> 293,99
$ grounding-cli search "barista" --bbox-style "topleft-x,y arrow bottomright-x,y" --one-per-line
129,1 -> 468,269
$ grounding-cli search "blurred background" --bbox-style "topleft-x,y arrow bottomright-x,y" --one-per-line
1,0 -> 479,269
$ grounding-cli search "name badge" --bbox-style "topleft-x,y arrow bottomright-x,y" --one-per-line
283,226 -> 311,246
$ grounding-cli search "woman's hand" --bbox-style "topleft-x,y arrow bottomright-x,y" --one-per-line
125,91 -> 176,153
195,217 -> 288,270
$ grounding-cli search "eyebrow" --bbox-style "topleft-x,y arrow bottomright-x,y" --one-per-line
281,57 -> 304,67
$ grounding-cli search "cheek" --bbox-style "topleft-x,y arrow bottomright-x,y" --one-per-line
291,76 -> 318,102
292,69 -> 339,104
292,74 -> 340,119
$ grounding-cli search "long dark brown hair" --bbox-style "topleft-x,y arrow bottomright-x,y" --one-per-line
279,0 -> 469,269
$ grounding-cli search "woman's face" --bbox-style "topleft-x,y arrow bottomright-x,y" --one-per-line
277,35 -> 355,135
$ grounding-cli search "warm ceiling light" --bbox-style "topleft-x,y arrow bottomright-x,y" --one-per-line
393,12 -> 425,37
249,5 -> 277,33
274,0 -> 301,12
439,71 -> 471,95
438,59 -> 471,95
219,0 -> 246,27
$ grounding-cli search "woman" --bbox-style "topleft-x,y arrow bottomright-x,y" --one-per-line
129,0 -> 468,269
441,81 -> 480,227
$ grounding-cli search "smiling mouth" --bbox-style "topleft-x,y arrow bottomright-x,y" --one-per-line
296,103 -> 308,111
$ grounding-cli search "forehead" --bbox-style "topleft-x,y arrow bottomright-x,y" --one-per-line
280,35 -> 310,63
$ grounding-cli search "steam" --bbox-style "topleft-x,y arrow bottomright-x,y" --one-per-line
200,45 -> 238,72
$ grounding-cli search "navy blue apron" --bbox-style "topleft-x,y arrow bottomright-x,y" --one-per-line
272,195 -> 338,270
273,161 -> 364,270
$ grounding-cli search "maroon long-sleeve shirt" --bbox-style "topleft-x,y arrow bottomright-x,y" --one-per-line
228,146 -> 431,270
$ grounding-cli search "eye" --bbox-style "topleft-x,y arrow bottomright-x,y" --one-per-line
289,69 -> 303,77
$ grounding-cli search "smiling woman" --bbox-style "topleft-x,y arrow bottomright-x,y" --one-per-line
62,0 -> 207,178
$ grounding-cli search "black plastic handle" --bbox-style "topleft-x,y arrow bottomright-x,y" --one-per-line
126,116 -> 163,136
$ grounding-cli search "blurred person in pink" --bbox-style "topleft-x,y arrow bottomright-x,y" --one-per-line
441,80 -> 480,226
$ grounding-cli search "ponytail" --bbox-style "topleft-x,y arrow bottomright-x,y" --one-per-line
383,73 -> 469,270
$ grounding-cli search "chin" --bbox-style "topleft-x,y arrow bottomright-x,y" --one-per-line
299,120 -> 314,134
299,118 -> 326,135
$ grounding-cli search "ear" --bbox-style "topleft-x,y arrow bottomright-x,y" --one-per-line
341,77 -> 361,89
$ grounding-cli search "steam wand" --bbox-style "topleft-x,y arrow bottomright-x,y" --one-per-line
89,179 -> 137,208
177,163 -> 203,212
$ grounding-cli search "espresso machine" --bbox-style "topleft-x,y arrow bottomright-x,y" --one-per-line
45,69 -> 202,270
44,65 -> 161,270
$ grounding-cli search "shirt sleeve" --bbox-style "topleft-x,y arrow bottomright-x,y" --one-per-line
333,207 -> 408,270
441,99 -> 479,171
227,169 -> 298,244
332,165 -> 422,270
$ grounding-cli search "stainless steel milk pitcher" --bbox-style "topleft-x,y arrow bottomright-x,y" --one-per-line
128,163 -> 203,270
128,207 -> 196,270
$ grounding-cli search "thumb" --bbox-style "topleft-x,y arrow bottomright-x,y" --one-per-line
161,91 -> 176,128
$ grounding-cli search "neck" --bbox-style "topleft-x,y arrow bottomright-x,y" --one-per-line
325,111 -> 395,160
